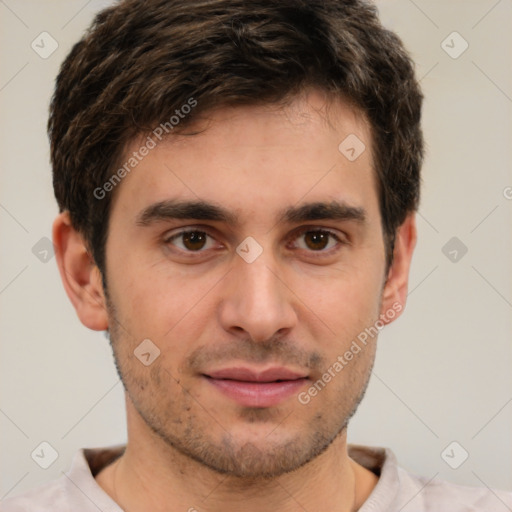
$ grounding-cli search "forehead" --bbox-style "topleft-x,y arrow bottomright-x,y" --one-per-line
109,90 -> 378,225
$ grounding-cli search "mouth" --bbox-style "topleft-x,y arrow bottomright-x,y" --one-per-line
203,366 -> 309,408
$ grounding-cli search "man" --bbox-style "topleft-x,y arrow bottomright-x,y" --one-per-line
2,0 -> 511,510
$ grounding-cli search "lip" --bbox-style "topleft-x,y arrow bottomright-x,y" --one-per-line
204,366 -> 309,408
206,366 -> 306,382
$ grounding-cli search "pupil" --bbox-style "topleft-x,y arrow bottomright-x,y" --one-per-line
306,232 -> 328,250
184,231 -> 206,250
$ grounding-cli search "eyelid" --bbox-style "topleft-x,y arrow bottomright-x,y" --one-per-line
164,226 -> 212,241
162,225 -> 347,257
290,225 -> 346,241
287,226 -> 347,253
163,226 -> 222,252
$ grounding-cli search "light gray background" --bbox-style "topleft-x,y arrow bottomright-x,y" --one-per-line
1,0 -> 511,500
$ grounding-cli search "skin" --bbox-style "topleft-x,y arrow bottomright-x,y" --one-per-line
53,89 -> 416,512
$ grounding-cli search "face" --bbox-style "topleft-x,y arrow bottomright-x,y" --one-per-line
103,90 -> 391,478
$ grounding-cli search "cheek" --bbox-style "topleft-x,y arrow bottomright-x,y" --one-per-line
109,260 -> 218,355
291,260 -> 384,338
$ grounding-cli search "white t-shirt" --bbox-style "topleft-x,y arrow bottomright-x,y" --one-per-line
2,444 -> 511,511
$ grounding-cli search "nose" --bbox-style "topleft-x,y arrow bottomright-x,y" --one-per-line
218,249 -> 298,342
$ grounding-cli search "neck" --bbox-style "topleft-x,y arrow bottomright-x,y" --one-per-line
96,404 -> 378,512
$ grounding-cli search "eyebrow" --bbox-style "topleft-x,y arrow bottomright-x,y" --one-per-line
135,199 -> 366,227
278,201 -> 366,224
136,200 -> 237,226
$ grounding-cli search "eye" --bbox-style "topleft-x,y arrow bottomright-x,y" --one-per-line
291,228 -> 343,252
165,230 -> 217,252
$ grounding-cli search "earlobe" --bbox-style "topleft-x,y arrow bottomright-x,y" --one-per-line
380,213 -> 417,324
52,212 -> 109,331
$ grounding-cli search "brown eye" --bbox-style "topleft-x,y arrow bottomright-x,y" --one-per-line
167,230 -> 215,251
292,229 -> 342,252
303,231 -> 330,250
182,231 -> 207,250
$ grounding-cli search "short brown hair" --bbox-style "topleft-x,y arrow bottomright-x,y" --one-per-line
49,0 -> 423,275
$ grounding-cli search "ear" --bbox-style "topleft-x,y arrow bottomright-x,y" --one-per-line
52,211 -> 109,331
379,213 -> 417,324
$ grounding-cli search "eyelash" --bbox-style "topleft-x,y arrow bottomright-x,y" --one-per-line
163,226 -> 346,257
